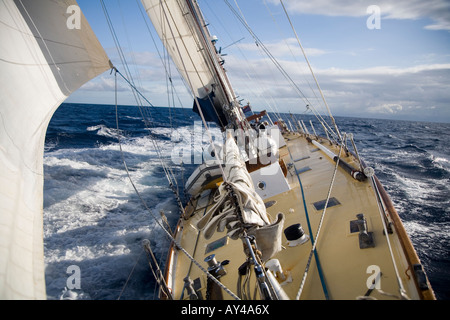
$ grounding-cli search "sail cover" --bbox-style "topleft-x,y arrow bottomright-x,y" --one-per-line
197,133 -> 285,262
0,0 -> 110,299
141,0 -> 233,128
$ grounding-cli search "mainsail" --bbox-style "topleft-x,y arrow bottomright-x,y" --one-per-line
0,0 -> 110,299
141,0 -> 241,128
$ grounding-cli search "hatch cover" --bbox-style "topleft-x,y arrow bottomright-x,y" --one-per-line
313,197 -> 341,211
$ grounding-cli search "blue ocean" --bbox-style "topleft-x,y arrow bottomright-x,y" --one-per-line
43,103 -> 450,300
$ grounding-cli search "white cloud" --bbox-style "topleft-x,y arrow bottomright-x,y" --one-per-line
272,0 -> 450,31
236,38 -> 327,58
80,77 -> 126,92
225,47 -> 450,121
367,103 -> 403,114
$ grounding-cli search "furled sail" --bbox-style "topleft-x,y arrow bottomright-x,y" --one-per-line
141,0 -> 237,128
0,0 -> 110,299
197,133 -> 285,262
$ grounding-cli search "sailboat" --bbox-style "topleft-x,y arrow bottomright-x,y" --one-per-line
0,0 -> 435,300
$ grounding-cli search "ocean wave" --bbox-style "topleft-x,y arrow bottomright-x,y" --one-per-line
43,104 -> 450,300
87,125 -> 124,139
44,144 -> 179,299
431,155 -> 450,172
404,220 -> 450,263
394,143 -> 428,154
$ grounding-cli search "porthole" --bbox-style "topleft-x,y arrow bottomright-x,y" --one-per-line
257,181 -> 266,190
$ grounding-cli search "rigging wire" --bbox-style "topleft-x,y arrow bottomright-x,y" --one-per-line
135,0 -> 188,116
157,0 -> 228,180
102,1 -> 242,299
117,249 -> 144,300
112,69 -> 240,300
223,0 -> 311,107
370,175 -> 410,299
285,144 -> 330,300
279,0 -> 342,142
202,0 -> 283,121
262,0 -> 324,112
101,0 -> 184,209
159,0 -> 227,129
223,0 -> 339,141
136,0 -> 194,200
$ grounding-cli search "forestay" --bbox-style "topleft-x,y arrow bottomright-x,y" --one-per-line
0,0 -> 110,299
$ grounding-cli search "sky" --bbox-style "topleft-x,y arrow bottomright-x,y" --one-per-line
69,0 -> 450,123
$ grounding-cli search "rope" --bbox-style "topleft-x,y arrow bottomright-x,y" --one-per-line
117,249 -> 144,300
285,144 -> 329,299
295,134 -> 347,300
369,175 -> 410,299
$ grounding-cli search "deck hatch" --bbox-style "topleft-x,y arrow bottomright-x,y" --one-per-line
349,220 -> 360,233
205,236 -> 228,254
313,197 -> 341,210
296,166 -> 312,174
264,200 -> 277,208
294,156 -> 310,162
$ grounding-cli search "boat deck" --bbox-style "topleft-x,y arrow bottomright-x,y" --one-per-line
163,132 -> 434,300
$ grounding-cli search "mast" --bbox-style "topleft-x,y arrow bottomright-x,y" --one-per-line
186,0 -> 233,103
186,0 -> 247,129
141,0 -> 245,129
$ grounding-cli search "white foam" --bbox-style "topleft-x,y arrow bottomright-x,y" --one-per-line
87,124 -> 123,139
404,221 -> 450,254
432,155 -> 450,172
43,135 -> 181,299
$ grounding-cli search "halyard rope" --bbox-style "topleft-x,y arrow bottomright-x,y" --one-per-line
295,134 -> 346,300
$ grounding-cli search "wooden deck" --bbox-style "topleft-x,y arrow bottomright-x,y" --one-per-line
162,132 -> 435,300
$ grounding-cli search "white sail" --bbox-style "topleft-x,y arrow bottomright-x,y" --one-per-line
141,0 -> 237,127
0,0 -> 110,299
